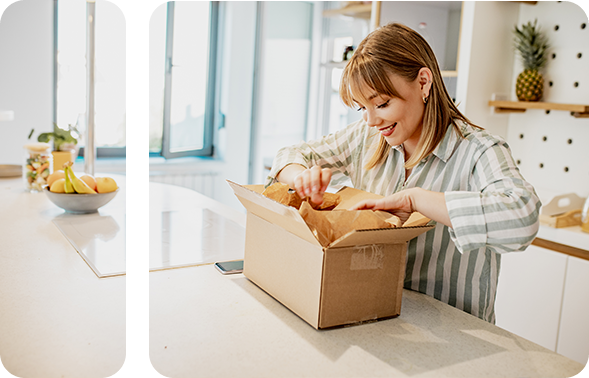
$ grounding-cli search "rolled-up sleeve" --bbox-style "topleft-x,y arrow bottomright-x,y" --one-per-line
445,140 -> 541,254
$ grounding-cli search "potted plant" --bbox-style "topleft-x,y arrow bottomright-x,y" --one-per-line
513,19 -> 550,102
28,123 -> 80,172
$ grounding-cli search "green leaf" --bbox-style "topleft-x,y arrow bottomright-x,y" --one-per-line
37,133 -> 52,143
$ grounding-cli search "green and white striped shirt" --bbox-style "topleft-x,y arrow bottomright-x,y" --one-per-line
266,119 -> 541,323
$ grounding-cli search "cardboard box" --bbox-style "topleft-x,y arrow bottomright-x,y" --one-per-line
227,180 -> 434,329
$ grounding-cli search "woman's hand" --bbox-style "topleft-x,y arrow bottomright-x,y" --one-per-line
351,189 -> 415,223
351,187 -> 453,228
294,166 -> 332,205
276,164 -> 332,205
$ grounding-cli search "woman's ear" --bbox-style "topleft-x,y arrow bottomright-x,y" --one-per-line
418,67 -> 433,99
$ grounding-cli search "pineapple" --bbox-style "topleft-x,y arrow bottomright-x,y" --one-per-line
513,19 -> 549,101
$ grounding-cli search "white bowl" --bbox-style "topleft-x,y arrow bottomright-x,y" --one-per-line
44,186 -> 119,213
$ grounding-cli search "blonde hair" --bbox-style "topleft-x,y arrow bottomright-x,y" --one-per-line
340,23 -> 480,170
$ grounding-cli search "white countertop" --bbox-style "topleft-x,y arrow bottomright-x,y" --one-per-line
2,176 -> 585,377
538,224 -> 589,251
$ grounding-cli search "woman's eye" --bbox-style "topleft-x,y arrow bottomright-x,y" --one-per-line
376,100 -> 390,109
356,106 -> 365,112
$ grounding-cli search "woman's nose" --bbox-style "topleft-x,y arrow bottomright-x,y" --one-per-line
363,109 -> 382,127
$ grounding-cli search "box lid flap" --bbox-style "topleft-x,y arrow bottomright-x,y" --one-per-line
329,224 -> 435,248
227,180 -> 322,247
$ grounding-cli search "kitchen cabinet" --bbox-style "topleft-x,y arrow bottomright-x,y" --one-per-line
556,256 -> 589,364
495,244 -> 567,351
495,237 -> 589,365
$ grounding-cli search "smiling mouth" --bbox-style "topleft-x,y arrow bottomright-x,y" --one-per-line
379,123 -> 397,132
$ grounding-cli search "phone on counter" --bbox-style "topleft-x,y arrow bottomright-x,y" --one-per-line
214,260 -> 244,275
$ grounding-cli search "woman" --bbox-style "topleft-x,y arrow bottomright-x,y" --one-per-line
265,23 -> 540,323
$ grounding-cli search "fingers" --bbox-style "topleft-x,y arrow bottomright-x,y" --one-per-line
320,168 -> 331,193
292,166 -> 332,204
309,166 -> 321,194
350,199 -> 378,211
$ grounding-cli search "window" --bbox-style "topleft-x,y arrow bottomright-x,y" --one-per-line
163,1 -> 217,158
55,0 -> 218,158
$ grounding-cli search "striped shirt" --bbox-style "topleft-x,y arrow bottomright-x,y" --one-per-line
265,119 -> 541,323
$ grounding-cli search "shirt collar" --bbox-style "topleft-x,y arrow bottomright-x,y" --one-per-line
431,121 -> 463,163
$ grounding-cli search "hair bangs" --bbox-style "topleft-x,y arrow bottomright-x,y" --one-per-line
340,54 -> 401,109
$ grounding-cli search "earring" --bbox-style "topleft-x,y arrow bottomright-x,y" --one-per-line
423,96 -> 429,104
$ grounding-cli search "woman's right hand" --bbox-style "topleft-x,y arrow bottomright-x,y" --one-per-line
293,166 -> 332,205
277,164 -> 331,205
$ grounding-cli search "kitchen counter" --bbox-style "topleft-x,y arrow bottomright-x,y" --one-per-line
537,224 -> 589,257
0,176 -> 589,378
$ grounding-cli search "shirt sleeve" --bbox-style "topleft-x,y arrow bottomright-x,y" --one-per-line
265,119 -> 368,188
445,139 -> 541,254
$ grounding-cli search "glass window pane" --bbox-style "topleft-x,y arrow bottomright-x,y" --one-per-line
56,0 -> 86,135
57,0 -> 126,149
149,3 -> 167,154
168,2 -> 210,153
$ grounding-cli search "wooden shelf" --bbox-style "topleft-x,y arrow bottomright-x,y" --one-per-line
441,70 -> 458,78
322,3 -> 372,19
488,100 -> 589,118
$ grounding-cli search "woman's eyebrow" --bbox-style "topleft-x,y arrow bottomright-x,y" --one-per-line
352,93 -> 379,104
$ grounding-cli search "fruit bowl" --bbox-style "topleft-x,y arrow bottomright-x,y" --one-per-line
44,186 -> 119,213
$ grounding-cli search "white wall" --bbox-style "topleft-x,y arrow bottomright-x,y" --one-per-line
456,1 -> 520,138
504,1 -> 589,200
0,0 -> 53,165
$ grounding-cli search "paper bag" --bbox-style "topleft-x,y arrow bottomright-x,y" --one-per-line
262,182 -> 341,211
298,202 -> 402,247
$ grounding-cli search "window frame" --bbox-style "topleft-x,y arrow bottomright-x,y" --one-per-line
160,1 -> 219,159
52,0 -> 219,159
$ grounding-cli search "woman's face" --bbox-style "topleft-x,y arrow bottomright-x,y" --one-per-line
356,72 -> 426,155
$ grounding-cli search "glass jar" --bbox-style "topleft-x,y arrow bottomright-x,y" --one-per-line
23,142 -> 53,193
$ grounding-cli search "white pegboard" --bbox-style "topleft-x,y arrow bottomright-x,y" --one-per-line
505,1 -> 589,199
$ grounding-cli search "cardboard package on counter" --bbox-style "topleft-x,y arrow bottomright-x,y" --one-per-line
227,180 -> 434,329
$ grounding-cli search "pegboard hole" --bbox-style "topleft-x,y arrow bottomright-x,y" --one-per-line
539,163 -> 544,168
554,25 -> 560,31
545,110 -> 551,115
574,81 -> 580,87
582,23 -> 587,30
567,138 -> 573,144
564,167 -> 569,173
549,81 -> 553,87
519,133 -> 524,139
578,52 -> 583,59
542,136 -> 548,141
516,159 -> 521,165
552,53 -> 557,59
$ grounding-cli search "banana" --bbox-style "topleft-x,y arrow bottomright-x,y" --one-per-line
65,162 -> 96,194
63,163 -> 75,194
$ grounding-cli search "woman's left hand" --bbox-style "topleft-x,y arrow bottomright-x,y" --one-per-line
351,189 -> 415,223
351,187 -> 453,228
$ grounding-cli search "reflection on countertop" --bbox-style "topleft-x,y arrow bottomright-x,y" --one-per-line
45,183 -> 245,278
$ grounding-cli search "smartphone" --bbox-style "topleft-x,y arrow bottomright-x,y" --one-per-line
214,260 -> 244,275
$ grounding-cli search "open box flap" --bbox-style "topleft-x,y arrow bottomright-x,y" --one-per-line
227,180 -> 322,247
329,225 -> 435,248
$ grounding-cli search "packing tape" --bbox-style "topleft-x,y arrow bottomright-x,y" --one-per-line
350,244 -> 384,270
